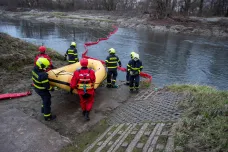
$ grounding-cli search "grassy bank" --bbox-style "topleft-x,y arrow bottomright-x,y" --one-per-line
0,32 -> 64,93
168,84 -> 228,152
0,33 -> 63,71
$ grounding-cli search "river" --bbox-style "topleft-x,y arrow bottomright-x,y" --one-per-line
1,18 -> 228,90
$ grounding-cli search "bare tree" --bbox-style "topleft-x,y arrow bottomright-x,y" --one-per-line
198,0 -> 204,16
1,0 -> 228,17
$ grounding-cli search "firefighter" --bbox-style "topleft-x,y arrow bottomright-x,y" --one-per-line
105,48 -> 121,88
34,46 -> 54,71
64,42 -> 79,64
70,58 -> 96,121
127,53 -> 143,93
125,51 -> 135,85
32,57 -> 56,121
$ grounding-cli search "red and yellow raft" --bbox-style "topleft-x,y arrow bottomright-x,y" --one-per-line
47,59 -> 106,94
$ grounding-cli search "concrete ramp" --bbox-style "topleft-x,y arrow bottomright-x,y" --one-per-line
0,109 -> 70,152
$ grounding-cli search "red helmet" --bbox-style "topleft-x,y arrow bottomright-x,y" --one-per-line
80,58 -> 88,67
39,46 -> 46,53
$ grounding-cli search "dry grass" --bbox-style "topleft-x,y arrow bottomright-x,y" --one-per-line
168,84 -> 228,152
0,33 -> 63,71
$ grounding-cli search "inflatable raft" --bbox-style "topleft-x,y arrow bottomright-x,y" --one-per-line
47,59 -> 106,94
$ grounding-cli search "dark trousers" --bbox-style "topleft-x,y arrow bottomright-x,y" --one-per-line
129,75 -> 140,90
107,69 -> 118,86
35,89 -> 51,118
126,71 -> 130,83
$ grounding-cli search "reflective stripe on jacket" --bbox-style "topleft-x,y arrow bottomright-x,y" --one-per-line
65,46 -> 78,63
32,66 -> 52,90
105,54 -> 121,69
70,67 -> 96,94
77,69 -> 93,90
127,59 -> 143,74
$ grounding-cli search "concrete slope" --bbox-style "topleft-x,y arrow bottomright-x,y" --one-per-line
0,109 -> 70,152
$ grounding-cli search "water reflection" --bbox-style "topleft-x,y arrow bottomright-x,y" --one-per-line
0,18 -> 228,90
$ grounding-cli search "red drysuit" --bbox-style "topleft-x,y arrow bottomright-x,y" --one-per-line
70,67 -> 96,111
34,53 -> 53,71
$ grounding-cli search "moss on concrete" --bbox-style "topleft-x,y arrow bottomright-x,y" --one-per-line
61,119 -> 109,152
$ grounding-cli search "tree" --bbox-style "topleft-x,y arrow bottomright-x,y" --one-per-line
198,0 -> 204,16
102,0 -> 118,11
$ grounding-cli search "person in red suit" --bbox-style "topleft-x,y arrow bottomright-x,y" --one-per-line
34,46 -> 54,71
70,58 -> 96,121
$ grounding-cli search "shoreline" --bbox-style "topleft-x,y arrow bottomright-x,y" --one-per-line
0,9 -> 228,38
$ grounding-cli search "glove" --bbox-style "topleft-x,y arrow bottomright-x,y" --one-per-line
70,88 -> 73,94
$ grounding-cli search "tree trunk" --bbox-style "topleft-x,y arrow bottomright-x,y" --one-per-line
184,0 -> 191,15
172,0 -> 177,11
216,0 -> 222,16
198,0 -> 204,16
225,8 -> 228,17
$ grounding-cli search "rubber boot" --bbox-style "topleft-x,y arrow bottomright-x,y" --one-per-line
82,111 -> 86,116
112,84 -> 118,88
85,111 -> 90,121
106,84 -> 111,88
44,114 -> 56,121
125,82 -> 130,86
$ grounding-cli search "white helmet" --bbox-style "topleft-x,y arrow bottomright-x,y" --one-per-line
133,53 -> 139,61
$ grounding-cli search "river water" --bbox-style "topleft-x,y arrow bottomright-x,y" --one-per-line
1,18 -> 228,90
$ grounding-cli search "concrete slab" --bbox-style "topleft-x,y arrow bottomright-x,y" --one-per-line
0,109 -> 69,152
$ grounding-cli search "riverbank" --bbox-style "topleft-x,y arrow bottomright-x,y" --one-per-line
0,32 -> 64,93
0,32 -> 140,150
0,33 -> 227,152
0,8 -> 228,38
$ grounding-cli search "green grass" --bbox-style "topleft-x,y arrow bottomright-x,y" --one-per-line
61,119 -> 109,152
168,84 -> 228,152
140,80 -> 151,88
140,135 -> 149,144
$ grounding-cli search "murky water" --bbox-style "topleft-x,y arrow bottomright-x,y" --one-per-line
1,18 -> 228,90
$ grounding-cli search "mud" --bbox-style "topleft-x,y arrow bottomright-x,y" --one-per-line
0,8 -> 228,38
